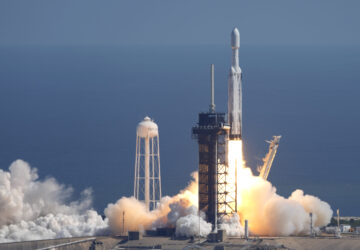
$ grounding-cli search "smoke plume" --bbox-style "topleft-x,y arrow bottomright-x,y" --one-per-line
0,153 -> 333,242
0,160 -> 108,243
104,172 -> 211,237
105,151 -> 333,238
236,173 -> 332,236
232,140 -> 333,236
219,213 -> 244,237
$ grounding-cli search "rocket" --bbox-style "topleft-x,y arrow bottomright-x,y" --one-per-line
228,27 -> 242,140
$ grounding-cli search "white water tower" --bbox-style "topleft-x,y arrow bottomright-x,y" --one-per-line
134,116 -> 162,211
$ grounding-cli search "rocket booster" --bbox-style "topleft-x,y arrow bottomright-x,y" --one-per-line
228,28 -> 242,140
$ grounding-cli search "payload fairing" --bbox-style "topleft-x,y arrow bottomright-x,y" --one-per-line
228,28 -> 242,139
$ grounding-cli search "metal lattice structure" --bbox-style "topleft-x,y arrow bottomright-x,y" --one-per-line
134,117 -> 162,211
217,134 -> 237,219
192,113 -> 237,227
192,64 -> 237,228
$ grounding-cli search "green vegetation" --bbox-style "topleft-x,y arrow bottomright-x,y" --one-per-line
329,217 -> 360,227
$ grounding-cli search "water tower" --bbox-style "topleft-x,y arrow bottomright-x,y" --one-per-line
134,116 -> 162,211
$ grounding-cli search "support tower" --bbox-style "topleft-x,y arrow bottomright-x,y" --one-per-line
192,65 -> 237,228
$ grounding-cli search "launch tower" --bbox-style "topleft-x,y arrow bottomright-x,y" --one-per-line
192,65 -> 237,228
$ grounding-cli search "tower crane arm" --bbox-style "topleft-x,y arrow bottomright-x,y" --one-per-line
258,135 -> 281,180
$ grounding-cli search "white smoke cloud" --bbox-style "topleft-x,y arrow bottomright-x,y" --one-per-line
219,213 -> 244,237
289,189 -> 333,228
0,159 -> 333,242
105,196 -> 212,238
224,140 -> 334,237
105,196 -> 156,234
236,172 -> 333,236
175,211 -> 212,237
0,210 -> 107,243
105,166 -> 333,238
105,172 -> 202,235
0,160 -> 108,243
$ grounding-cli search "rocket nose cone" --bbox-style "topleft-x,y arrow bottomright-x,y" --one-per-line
231,27 -> 240,49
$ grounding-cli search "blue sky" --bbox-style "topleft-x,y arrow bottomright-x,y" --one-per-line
0,0 -> 359,46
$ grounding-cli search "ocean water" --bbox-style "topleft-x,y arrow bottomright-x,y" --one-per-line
0,45 -> 359,215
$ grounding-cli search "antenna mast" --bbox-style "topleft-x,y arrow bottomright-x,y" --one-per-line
209,64 -> 215,113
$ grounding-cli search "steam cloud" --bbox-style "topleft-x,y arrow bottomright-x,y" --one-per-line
105,166 -> 333,237
0,158 -> 333,243
105,172 -> 212,237
0,160 -> 108,243
235,165 -> 333,236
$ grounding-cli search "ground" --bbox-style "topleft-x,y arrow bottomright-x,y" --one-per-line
1,234 -> 360,249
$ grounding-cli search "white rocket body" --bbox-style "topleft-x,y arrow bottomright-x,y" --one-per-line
228,28 -> 242,139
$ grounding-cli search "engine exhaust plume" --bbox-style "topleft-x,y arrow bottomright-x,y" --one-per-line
228,140 -> 333,236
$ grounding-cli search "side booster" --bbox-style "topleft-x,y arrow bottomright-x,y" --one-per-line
228,27 -> 242,140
